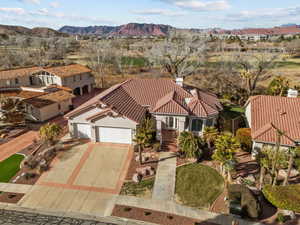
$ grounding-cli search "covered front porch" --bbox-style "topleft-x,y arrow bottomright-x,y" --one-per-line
155,114 -> 217,141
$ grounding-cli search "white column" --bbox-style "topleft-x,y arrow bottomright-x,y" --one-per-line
156,120 -> 162,141
91,125 -> 97,142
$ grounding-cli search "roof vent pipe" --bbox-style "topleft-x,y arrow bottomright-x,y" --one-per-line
176,77 -> 183,87
287,89 -> 298,98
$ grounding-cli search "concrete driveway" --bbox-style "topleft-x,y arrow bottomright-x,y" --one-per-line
19,142 -> 133,216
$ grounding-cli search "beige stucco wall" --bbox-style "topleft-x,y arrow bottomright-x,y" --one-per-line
252,141 -> 290,159
26,98 -> 72,122
61,73 -> 95,92
245,103 -> 251,128
154,114 -> 218,140
68,107 -> 137,141
0,76 -> 30,87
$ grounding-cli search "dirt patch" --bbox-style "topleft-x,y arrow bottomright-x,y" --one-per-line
112,204 -> 219,225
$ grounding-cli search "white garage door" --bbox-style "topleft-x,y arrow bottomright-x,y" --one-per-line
77,124 -> 92,139
98,127 -> 132,144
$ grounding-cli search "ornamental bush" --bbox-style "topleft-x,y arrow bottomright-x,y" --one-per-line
236,128 -> 252,152
262,184 -> 300,212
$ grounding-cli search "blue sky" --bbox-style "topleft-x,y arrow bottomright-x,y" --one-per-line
1,0 -> 300,29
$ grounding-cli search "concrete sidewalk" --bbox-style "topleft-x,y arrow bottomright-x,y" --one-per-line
116,195 -> 263,225
0,182 -> 32,194
152,152 -> 177,201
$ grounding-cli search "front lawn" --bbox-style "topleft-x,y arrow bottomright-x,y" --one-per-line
263,184 -> 300,212
175,164 -> 224,208
0,154 -> 25,183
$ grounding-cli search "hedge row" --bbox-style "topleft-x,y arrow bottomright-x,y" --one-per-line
262,184 -> 300,212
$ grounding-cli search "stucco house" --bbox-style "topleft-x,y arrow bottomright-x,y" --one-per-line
245,91 -> 300,158
65,78 -> 223,144
0,64 -> 94,96
0,86 -> 74,122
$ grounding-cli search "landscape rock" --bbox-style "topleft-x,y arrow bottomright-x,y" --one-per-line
135,154 -> 145,163
132,173 -> 142,183
244,174 -> 256,183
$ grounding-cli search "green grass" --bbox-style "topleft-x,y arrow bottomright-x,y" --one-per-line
121,178 -> 155,196
263,184 -> 300,212
175,164 -> 224,208
121,56 -> 148,67
275,61 -> 300,69
0,154 -> 25,183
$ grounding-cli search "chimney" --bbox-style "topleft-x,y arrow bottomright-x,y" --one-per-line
176,77 -> 183,87
287,89 -> 298,98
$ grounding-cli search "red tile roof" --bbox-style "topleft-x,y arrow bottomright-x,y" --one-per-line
66,78 -> 222,123
0,67 -> 42,80
45,64 -> 91,78
24,90 -> 74,108
248,95 -> 300,146
153,91 -> 189,115
0,64 -> 91,80
188,90 -> 221,117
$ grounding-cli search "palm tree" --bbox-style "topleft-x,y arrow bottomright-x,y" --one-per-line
203,126 -> 219,150
178,131 -> 203,159
39,123 -> 62,146
134,118 -> 155,165
212,132 -> 240,178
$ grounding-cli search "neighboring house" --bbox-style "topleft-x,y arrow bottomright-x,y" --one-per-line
0,64 -> 94,96
65,78 -> 223,144
245,90 -> 300,158
0,86 -> 74,122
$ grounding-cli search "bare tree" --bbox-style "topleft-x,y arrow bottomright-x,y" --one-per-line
145,31 -> 208,78
82,41 -> 113,88
234,52 -> 277,96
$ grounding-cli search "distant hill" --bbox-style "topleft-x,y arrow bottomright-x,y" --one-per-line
280,23 -> 299,27
0,25 -> 69,38
59,23 -> 173,36
216,25 -> 300,35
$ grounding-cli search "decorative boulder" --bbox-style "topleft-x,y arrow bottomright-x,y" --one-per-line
278,169 -> 287,180
132,173 -> 142,183
135,155 -> 145,163
136,167 -> 147,176
149,167 -> 155,176
244,174 -> 256,183
290,169 -> 299,177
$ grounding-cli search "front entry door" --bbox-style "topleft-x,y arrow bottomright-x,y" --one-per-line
166,116 -> 178,130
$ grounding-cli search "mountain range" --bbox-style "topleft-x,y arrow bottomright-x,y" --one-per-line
59,23 -> 173,37
59,23 -> 300,37
1,23 -> 300,38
